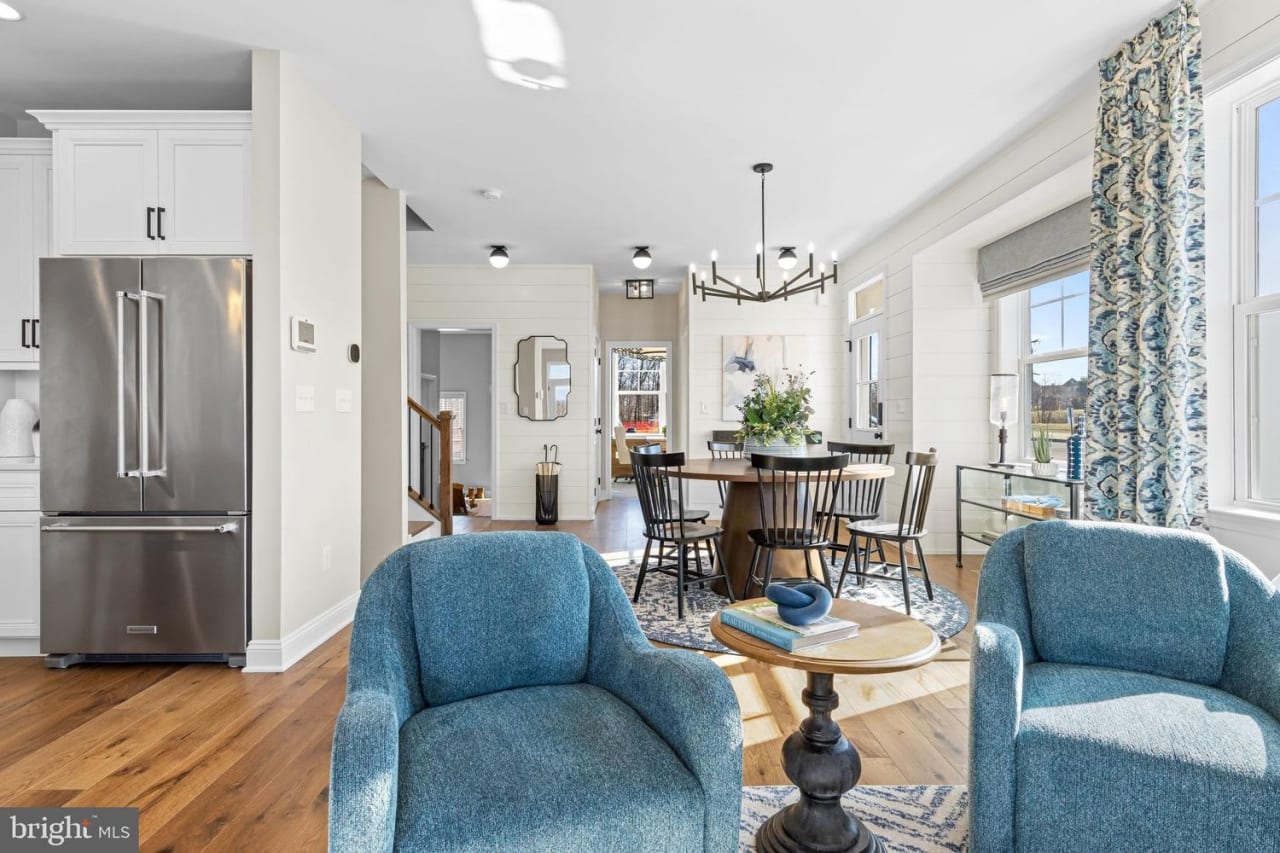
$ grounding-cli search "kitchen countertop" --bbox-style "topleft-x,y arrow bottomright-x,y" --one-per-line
0,456 -> 39,471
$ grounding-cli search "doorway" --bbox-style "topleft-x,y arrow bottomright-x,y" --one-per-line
601,341 -> 671,502
847,278 -> 887,444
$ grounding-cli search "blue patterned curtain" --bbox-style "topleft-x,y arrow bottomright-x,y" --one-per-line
1086,0 -> 1206,527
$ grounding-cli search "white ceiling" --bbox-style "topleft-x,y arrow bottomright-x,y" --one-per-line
0,0 -> 1171,292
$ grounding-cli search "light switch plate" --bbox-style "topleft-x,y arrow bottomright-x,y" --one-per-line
335,388 -> 353,413
295,385 -> 316,412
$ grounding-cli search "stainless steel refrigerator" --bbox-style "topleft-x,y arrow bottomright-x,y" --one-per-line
39,257 -> 250,668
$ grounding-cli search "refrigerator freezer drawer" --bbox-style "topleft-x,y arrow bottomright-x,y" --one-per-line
40,515 -> 248,656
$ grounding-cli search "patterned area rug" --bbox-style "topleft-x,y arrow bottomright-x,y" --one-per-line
740,785 -> 969,852
609,556 -> 969,653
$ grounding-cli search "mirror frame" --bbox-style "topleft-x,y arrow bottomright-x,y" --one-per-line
513,335 -> 571,422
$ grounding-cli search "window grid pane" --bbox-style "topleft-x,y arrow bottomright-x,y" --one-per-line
1250,309 -> 1280,502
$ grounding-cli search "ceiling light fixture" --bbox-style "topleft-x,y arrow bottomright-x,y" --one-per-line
488,245 -> 510,269
0,2 -> 23,21
626,279 -> 655,300
692,163 -> 837,304
632,246 -> 652,270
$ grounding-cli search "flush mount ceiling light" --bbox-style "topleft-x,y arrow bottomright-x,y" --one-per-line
488,245 -> 510,269
632,246 -> 652,270
0,2 -> 23,21
625,279 -> 654,300
692,163 -> 837,304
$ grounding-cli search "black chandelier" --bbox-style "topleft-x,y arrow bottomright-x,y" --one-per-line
690,163 -> 838,304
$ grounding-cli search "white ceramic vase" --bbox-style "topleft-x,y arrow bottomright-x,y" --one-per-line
0,399 -> 37,458
743,437 -> 808,458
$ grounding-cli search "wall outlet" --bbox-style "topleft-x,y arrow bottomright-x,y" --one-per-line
295,385 -> 316,413
322,545 -> 332,573
335,388 -> 353,413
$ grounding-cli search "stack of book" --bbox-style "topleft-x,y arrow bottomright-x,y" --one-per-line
720,600 -> 859,652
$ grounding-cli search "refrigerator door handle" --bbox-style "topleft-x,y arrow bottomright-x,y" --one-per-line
41,522 -> 240,534
136,289 -> 167,478
115,291 -> 137,479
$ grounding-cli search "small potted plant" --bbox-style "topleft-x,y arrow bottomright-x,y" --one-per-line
1031,428 -> 1058,477
735,370 -> 817,456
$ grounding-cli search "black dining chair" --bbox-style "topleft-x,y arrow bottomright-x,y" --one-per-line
631,450 -> 733,618
741,453 -> 851,599
633,443 -> 710,524
836,448 -> 938,614
819,441 -> 895,567
706,440 -> 744,508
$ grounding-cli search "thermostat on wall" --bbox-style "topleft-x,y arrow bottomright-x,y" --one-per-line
291,317 -> 317,353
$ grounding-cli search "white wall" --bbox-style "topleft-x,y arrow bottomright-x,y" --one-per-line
406,265 -> 596,520
360,177 -> 407,581
251,49 -> 363,658
680,268 -> 844,514
599,292 -> 678,342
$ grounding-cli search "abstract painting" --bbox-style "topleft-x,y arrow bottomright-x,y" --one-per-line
721,335 -> 786,420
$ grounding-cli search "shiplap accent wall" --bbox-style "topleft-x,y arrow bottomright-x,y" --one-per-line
911,249 -> 992,555
406,264 -> 597,521
682,266 -> 845,515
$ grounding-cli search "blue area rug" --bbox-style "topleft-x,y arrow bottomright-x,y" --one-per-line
610,556 -> 969,653
740,785 -> 969,852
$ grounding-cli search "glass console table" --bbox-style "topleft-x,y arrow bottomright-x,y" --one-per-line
955,464 -> 1084,567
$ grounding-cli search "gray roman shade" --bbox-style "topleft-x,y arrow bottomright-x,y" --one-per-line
978,199 -> 1091,299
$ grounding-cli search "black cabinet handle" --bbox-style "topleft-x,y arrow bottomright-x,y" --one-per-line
33,318 -> 39,349
147,207 -> 156,240
157,207 -> 166,240
20,318 -> 29,349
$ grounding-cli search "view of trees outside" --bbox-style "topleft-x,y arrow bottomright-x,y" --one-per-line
616,353 -> 664,433
1027,273 -> 1088,456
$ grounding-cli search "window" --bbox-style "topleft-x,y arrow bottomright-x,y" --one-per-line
1009,269 -> 1089,460
613,348 -> 666,434
1238,86 -> 1280,504
438,392 -> 466,463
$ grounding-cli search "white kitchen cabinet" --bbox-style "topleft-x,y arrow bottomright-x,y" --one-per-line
0,511 -> 40,643
0,139 -> 52,365
30,111 -> 252,257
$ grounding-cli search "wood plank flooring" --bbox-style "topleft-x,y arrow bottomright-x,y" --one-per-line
0,495 -> 980,850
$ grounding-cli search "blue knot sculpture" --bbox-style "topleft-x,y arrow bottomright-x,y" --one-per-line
765,582 -> 833,626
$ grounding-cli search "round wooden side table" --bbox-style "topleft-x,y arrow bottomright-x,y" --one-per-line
711,598 -> 941,853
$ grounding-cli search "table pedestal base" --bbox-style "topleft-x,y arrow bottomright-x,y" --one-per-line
756,672 -> 882,853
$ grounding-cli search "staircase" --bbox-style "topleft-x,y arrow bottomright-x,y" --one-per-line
407,396 -> 453,536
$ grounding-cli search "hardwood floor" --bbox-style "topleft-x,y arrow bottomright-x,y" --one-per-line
0,495 -> 980,850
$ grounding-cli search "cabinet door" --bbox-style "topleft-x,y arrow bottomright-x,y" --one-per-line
0,155 -> 35,362
157,130 -> 251,255
31,155 -> 53,359
55,129 -> 159,255
0,512 -> 40,639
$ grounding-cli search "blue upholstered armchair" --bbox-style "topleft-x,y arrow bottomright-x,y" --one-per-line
329,532 -> 743,853
970,521 -> 1280,852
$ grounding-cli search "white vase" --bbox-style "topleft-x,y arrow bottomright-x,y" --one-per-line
0,399 -> 37,458
1031,461 -> 1058,477
743,437 -> 809,458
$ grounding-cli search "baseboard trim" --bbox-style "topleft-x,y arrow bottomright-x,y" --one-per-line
243,590 -> 360,673
0,638 -> 41,657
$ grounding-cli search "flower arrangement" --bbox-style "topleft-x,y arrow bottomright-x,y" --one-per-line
735,370 -> 817,447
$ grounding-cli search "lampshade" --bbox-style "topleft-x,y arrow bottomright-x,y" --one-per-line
989,373 -> 1018,427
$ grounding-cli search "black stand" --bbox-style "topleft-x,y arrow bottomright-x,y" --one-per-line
756,672 -> 882,853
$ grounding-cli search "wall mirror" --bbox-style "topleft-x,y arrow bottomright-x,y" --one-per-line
514,335 -> 571,421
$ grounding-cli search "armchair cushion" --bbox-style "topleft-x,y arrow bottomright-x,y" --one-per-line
394,683 -> 705,853
1014,662 -> 1280,852
409,533 -> 590,706
1021,521 -> 1228,685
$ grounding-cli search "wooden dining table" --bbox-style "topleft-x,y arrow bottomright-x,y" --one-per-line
669,454 -> 895,597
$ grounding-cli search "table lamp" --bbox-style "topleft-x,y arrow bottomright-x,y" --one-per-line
989,373 -> 1018,467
